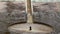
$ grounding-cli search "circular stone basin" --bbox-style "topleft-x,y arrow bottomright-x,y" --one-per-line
8,23 -> 53,34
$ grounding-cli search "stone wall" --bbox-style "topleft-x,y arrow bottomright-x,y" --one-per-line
0,2 -> 60,34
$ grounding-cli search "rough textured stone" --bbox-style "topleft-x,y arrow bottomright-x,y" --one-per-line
0,2 -> 60,34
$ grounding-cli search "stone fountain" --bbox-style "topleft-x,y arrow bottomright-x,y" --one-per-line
8,0 -> 53,34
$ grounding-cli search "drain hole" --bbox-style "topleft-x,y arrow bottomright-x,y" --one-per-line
29,26 -> 32,31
